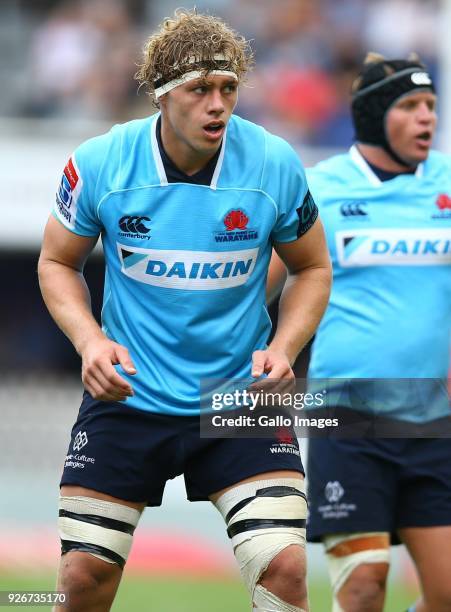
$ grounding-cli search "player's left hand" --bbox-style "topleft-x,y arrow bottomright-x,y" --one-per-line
249,349 -> 295,399
251,348 -> 294,380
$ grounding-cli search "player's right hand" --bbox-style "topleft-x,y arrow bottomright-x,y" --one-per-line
81,338 -> 137,401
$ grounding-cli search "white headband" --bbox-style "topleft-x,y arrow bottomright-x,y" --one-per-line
155,70 -> 238,99
154,53 -> 238,99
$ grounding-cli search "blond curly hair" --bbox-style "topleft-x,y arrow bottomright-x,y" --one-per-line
135,9 -> 253,105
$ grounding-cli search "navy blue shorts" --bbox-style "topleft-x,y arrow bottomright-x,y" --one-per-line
307,436 -> 451,544
61,392 -> 304,506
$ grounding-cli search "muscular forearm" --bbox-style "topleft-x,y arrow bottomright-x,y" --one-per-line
38,260 -> 104,355
39,218 -> 135,400
269,265 -> 331,365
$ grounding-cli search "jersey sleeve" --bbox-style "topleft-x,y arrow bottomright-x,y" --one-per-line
53,132 -> 111,236
266,135 -> 318,243
305,164 -> 333,209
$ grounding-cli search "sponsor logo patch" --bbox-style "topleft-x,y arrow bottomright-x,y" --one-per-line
55,156 -> 83,227
117,243 -> 259,289
340,201 -> 368,218
317,481 -> 357,520
73,430 -> 88,451
336,228 -> 451,266
118,215 -> 151,240
411,72 -> 432,86
296,189 -> 318,237
324,481 -> 344,503
66,431 -> 95,469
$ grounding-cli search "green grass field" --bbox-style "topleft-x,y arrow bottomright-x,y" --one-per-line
0,572 -> 418,611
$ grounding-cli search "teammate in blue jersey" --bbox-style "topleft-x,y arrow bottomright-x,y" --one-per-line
38,10 -> 331,612
269,52 -> 451,612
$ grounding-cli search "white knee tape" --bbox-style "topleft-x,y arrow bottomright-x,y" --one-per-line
324,533 -> 390,596
58,496 -> 141,567
254,584 -> 306,611
214,478 -> 307,610
331,598 -> 345,612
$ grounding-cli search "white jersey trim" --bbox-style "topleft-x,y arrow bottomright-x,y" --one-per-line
211,128 -> 227,190
150,113 -> 227,189
150,115 -> 168,186
98,185 -> 278,215
349,145 -> 382,186
349,145 -> 424,186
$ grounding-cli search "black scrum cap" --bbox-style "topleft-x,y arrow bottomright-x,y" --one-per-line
351,56 -> 435,165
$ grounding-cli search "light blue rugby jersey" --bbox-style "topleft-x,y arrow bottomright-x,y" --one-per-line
54,113 -> 315,414
307,145 -> 451,422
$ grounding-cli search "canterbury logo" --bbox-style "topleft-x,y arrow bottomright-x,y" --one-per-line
411,72 -> 432,86
119,215 -> 151,234
340,202 -> 368,217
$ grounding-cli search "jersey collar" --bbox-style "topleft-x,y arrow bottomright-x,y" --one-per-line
150,113 -> 227,189
349,144 -> 424,186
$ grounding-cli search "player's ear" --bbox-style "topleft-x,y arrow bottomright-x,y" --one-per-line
158,93 -> 169,111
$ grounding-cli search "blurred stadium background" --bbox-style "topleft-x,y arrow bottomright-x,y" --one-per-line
1,0 -> 449,609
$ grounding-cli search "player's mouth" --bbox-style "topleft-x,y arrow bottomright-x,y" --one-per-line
203,121 -> 225,141
414,131 -> 432,149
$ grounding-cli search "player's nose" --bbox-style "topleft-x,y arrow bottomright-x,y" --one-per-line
417,102 -> 435,124
206,88 -> 225,114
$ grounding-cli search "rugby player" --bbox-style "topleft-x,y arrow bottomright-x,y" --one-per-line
38,10 -> 331,612
269,52 -> 451,612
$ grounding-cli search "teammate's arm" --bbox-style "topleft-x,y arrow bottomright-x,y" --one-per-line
253,217 -> 331,379
38,215 -> 136,401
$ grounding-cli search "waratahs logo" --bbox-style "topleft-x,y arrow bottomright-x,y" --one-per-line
433,194 -> 451,219
275,426 -> 295,445
215,209 -> 258,242
225,210 -> 249,231
118,215 -> 151,240
436,194 -> 451,210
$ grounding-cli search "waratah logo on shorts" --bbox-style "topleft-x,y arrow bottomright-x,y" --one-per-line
270,427 -> 299,456
275,426 -> 295,445
214,209 -> 258,242
324,481 -> 344,503
73,431 -> 88,451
